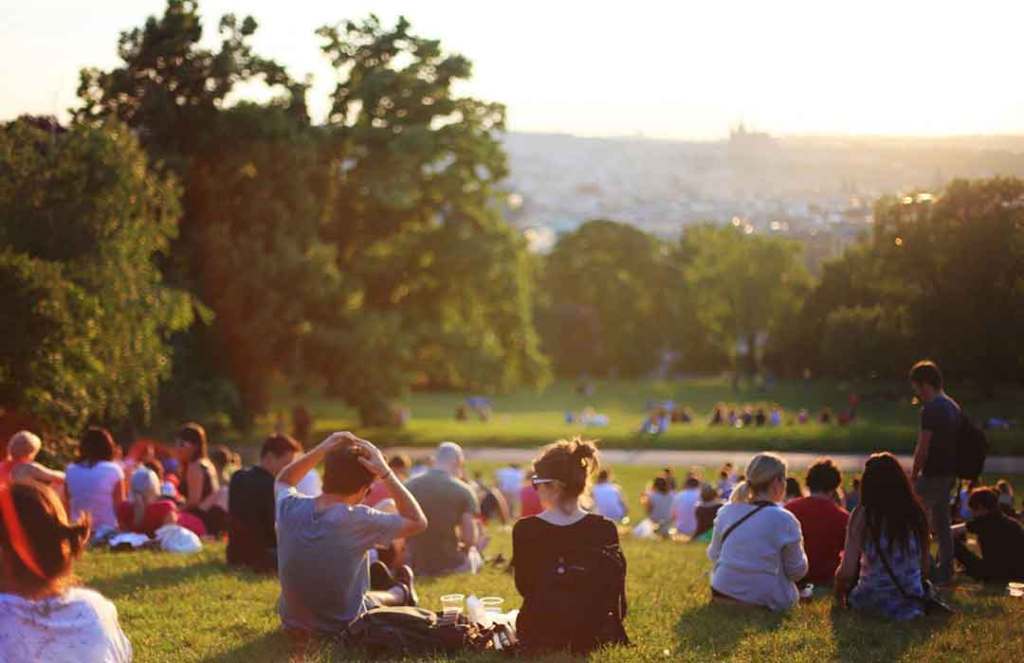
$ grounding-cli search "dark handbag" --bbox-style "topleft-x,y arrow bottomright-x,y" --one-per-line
875,541 -> 954,615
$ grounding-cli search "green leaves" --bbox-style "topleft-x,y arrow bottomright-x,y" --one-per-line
0,119 -> 194,433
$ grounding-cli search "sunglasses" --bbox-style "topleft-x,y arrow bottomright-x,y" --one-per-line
530,476 -> 558,490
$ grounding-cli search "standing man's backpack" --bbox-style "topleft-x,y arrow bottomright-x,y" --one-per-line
517,542 -> 629,653
955,412 -> 989,482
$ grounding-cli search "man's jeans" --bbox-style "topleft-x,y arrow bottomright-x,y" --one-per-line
915,475 -> 956,582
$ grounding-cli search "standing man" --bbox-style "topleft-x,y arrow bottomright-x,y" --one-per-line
909,360 -> 960,584
405,442 -> 482,575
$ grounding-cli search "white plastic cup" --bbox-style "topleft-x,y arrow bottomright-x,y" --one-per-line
440,593 -> 465,622
480,596 -> 505,613
1009,582 -> 1024,598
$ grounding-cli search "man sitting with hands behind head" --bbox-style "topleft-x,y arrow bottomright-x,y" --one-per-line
275,432 -> 428,636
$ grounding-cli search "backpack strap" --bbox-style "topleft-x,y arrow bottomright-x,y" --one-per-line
720,502 -> 772,546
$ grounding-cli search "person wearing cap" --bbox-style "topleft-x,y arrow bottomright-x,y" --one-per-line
404,441 -> 483,575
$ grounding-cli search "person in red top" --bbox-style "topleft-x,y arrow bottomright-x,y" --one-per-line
785,458 -> 849,586
117,467 -> 176,536
519,481 -> 543,518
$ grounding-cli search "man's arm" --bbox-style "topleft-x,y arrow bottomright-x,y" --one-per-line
459,511 -> 479,549
14,462 -> 64,485
352,439 -> 427,539
276,432 -> 354,488
911,430 -> 932,480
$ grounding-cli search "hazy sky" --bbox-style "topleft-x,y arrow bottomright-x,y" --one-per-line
2,0 -> 1023,139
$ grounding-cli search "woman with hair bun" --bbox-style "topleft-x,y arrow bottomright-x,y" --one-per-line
707,452 -> 808,610
0,480 -> 132,661
512,437 -> 629,653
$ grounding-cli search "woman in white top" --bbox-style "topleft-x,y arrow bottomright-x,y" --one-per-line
65,427 -> 125,533
591,469 -> 627,522
707,453 -> 808,611
0,479 -> 132,661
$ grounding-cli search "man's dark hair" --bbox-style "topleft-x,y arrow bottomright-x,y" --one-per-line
261,434 -> 302,459
79,427 -> 115,466
968,487 -> 999,513
388,453 -> 411,471
323,446 -> 375,496
806,458 -> 842,493
909,360 -> 943,390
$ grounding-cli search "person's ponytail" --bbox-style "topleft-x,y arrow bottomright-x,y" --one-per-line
730,480 -> 752,504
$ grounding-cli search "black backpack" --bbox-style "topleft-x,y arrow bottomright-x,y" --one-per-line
517,542 -> 629,653
955,412 -> 989,481
337,606 -> 498,656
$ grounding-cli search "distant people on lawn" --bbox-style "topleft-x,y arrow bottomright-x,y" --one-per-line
672,473 -> 701,537
495,462 -> 525,517
844,477 -> 861,511
592,469 -> 628,523
226,434 -> 303,573
835,452 -> 930,620
0,480 -> 132,661
909,359 -> 961,584
1,430 -> 65,488
707,453 -> 808,611
692,483 -> 723,542
472,471 -> 510,524
512,437 -> 628,653
642,476 -> 674,537
66,427 -> 126,539
952,487 -> 1024,582
275,432 -> 424,635
405,442 -> 484,575
785,477 -> 804,501
785,459 -> 849,586
175,422 -> 221,534
117,467 -> 176,537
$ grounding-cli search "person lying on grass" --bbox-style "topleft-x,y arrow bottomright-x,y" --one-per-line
0,479 -> 132,662
275,432 -> 427,636
707,452 -> 808,611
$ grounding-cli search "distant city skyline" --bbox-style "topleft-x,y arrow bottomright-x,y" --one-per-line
3,0 -> 1024,139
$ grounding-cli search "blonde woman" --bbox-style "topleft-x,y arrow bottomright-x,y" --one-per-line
707,453 -> 808,610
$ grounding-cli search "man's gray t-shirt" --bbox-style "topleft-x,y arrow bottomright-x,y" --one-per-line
404,469 -> 480,575
921,393 -> 961,477
275,486 -> 404,633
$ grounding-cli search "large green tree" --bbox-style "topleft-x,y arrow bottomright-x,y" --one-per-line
313,16 -> 550,422
537,220 -> 672,377
74,0 -> 332,423
0,118 -> 193,433
676,224 -> 811,374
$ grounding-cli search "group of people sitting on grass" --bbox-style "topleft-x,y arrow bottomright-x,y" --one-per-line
2,361 -> 1024,659
709,397 -> 860,429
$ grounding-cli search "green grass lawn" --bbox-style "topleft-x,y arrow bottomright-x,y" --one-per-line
76,462 -> 1024,662
268,378 -> 1024,456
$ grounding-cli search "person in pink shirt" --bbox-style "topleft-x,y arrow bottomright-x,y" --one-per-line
520,481 -> 543,518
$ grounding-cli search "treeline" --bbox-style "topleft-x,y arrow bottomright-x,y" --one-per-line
538,181 -> 1024,393
2,1 -> 1022,442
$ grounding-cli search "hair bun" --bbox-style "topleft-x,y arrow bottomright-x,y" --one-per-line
572,439 -> 598,466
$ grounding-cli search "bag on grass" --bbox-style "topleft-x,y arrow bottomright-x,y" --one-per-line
338,606 -> 501,655
516,542 -> 629,653
155,524 -> 202,553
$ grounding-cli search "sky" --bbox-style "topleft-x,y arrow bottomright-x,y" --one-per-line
2,0 -> 1023,140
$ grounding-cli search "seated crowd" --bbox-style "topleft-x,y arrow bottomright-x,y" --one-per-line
1,359 -> 1022,658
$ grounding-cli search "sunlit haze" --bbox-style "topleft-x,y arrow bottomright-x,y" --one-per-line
2,0 -> 1024,139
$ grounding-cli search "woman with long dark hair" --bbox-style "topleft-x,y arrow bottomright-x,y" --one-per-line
65,428 -> 126,536
175,422 -> 220,532
834,452 -> 930,620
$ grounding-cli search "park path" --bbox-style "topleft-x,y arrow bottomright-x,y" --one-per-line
388,447 -> 1024,474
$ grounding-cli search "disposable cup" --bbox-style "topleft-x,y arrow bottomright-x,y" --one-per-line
440,594 -> 465,615
480,596 -> 505,613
